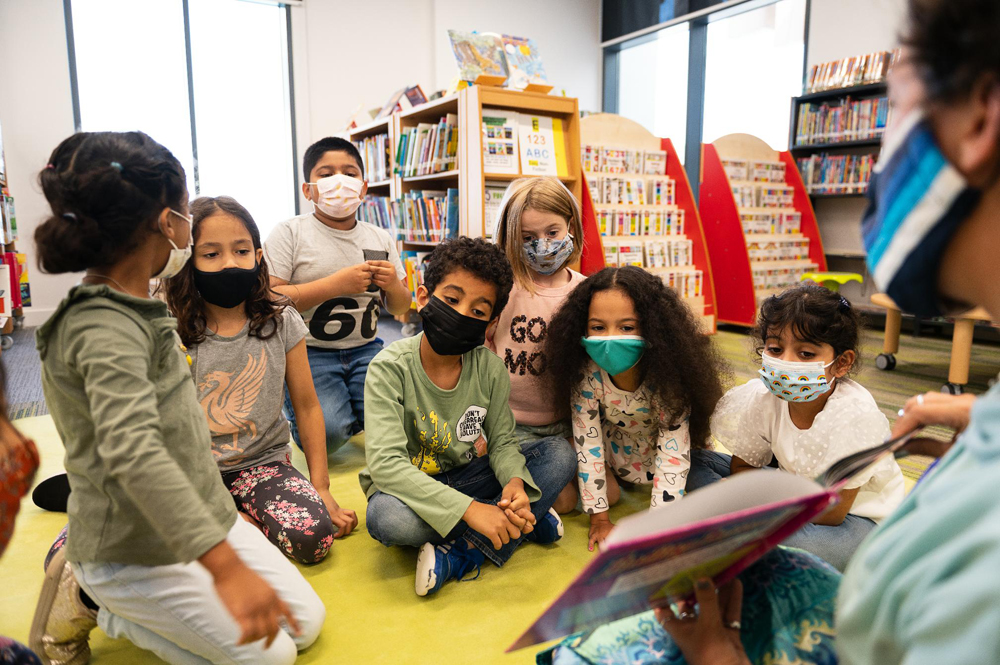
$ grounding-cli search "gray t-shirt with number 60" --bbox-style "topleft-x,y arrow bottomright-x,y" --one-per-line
264,213 -> 406,350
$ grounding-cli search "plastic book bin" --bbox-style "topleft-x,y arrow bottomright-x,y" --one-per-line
869,292 -> 994,394
800,271 -> 863,292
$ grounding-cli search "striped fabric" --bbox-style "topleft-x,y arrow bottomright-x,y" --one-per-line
861,111 -> 980,317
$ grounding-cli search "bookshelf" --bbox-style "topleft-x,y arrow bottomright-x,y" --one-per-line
0,118 -> 26,353
699,133 -> 826,327
580,113 -> 716,334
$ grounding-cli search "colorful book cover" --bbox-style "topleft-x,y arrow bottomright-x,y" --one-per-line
517,114 -> 557,176
448,30 -> 508,85
552,118 -> 568,178
500,34 -> 548,90
482,110 -> 520,175
15,253 -> 29,308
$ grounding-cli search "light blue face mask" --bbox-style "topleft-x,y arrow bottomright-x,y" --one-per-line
523,234 -> 574,275
758,353 -> 835,403
581,335 -> 646,376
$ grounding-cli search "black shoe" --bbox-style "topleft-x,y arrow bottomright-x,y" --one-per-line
32,473 -> 71,513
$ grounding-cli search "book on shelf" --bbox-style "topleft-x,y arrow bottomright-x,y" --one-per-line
0,264 -> 10,317
401,250 -> 432,301
397,189 -> 459,243
602,237 -> 693,270
500,34 -> 549,91
739,210 -> 801,235
730,183 -> 794,209
746,237 -> 811,263
483,185 -> 507,240
591,175 -> 675,207
353,133 -> 392,183
482,109 -> 520,174
806,49 -> 901,93
510,427 -> 923,651
797,153 -> 875,195
795,96 -> 891,146
448,30 -> 508,85
517,114 -> 558,176
14,252 -> 29,307
752,262 -> 819,292
357,195 -> 396,233
376,84 -> 428,120
397,114 -> 458,178
595,208 -> 685,237
1,252 -> 22,309
1,191 -> 16,245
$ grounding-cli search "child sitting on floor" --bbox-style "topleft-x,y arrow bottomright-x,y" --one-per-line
165,196 -> 357,564
487,177 -> 587,514
689,284 -> 904,571
544,266 -> 726,551
359,237 -> 577,597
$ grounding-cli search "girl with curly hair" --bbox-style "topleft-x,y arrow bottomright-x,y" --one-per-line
165,196 -> 357,565
544,266 -> 725,550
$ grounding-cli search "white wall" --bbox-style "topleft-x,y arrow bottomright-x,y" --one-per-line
0,0 -> 80,326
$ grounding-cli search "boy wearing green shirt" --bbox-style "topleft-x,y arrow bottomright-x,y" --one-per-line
360,237 -> 577,596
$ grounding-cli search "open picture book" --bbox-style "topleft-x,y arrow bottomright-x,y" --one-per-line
509,428 -> 924,651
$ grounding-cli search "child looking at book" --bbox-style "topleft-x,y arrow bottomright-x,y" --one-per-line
545,266 -> 726,551
29,131 -> 324,665
360,237 -> 577,597
165,196 -> 357,564
265,137 -> 412,455
487,177 -> 586,513
693,284 -> 904,571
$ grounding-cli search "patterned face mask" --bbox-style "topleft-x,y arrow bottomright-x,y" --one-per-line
758,353 -> 836,403
522,234 -> 574,275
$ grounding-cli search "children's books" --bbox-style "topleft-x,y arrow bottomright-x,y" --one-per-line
501,35 -> 552,93
448,30 -> 508,86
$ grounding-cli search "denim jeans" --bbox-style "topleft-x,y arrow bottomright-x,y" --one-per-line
365,436 -> 578,566
685,449 -> 876,572
72,519 -> 325,665
284,339 -> 383,454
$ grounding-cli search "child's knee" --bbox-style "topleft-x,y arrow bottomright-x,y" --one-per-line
552,482 -> 579,514
285,517 -> 336,565
289,588 -> 326,651
238,631 -> 298,665
365,496 -> 427,547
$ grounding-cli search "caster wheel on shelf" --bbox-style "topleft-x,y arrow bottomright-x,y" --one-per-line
875,353 -> 897,371
0,336 -> 12,351
942,382 -> 965,395
13,316 -> 24,331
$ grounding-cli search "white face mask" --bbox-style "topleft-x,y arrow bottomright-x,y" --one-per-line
153,209 -> 193,280
309,174 -> 364,219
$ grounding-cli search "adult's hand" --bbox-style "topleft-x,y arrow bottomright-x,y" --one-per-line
892,392 -> 977,457
653,578 -> 750,665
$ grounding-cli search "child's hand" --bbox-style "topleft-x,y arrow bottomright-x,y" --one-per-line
588,513 -> 615,551
332,263 -> 373,294
317,488 -> 358,537
366,260 -> 398,290
499,478 -> 536,535
653,578 -> 750,665
463,501 -> 522,549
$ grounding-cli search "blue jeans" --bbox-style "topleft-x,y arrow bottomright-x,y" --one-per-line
284,339 -> 383,454
365,436 -> 578,567
685,449 -> 876,572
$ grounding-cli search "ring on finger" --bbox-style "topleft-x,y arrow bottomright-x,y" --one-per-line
675,610 -> 696,621
727,620 -> 741,631
917,394 -> 925,406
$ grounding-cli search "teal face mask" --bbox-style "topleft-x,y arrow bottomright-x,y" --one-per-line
581,335 -> 646,376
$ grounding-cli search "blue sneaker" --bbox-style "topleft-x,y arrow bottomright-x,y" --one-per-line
527,508 -> 564,544
415,538 -> 485,597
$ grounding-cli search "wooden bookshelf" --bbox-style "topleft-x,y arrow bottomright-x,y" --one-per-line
699,133 -> 826,327
580,113 -> 717,334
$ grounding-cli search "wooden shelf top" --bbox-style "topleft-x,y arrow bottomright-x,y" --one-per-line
402,170 -> 460,184
478,87 -> 577,115
367,179 -> 392,188
399,238 -> 443,247
399,94 -> 459,123
750,259 -> 819,270
348,116 -> 391,139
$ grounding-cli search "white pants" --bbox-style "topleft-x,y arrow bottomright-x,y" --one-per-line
72,518 -> 325,665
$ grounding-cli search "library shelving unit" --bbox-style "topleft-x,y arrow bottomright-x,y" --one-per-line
0,118 -> 25,353
579,113 -> 716,334
700,133 -> 827,327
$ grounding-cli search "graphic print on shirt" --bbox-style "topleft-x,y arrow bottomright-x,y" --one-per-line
504,314 -> 549,376
199,349 -> 267,465
309,296 -> 380,342
412,408 -> 452,475
456,405 -> 488,460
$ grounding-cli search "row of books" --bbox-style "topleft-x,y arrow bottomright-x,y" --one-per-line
731,183 -> 794,209
740,210 -> 802,235
660,270 -> 704,300
581,145 -> 667,176
590,176 -> 676,206
1,191 -> 17,245
396,114 -> 458,178
794,97 -> 890,146
353,134 -> 392,183
401,251 -> 431,302
746,238 -> 811,263
753,263 -> 819,292
796,153 -> 876,195
357,195 -> 395,233
806,49 -> 900,93
396,189 -> 459,243
596,208 -> 685,237
720,159 -> 786,184
0,252 -> 29,313
604,238 -> 693,270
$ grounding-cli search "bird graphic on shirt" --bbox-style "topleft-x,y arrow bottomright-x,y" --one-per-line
199,349 -> 267,461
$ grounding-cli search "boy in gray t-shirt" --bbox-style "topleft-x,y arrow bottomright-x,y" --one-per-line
266,138 -> 411,453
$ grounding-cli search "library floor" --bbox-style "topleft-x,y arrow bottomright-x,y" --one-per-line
2,327 -> 997,664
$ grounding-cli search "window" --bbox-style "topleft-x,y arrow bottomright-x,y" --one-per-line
701,0 -> 806,149
68,0 -> 296,234
617,23 -> 690,162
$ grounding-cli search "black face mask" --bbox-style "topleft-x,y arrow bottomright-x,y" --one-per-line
193,263 -> 260,309
419,295 -> 489,356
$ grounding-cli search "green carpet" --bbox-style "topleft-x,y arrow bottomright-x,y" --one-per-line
2,329 -> 996,664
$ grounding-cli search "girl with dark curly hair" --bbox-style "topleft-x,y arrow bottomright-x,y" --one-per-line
544,266 -> 725,550
164,196 -> 357,565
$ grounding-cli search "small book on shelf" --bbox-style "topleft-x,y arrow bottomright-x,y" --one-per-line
509,428 -> 924,651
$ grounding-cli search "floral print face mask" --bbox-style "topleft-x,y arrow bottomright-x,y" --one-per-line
522,234 -> 574,275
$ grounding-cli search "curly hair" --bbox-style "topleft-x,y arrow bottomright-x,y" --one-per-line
423,236 -> 514,320
544,266 -> 726,448
164,196 -> 290,347
752,284 -> 865,375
